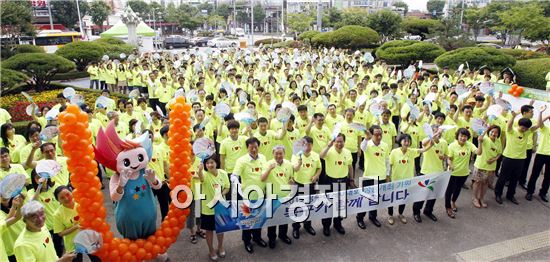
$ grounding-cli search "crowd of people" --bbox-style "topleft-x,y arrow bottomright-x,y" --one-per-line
0,46 -> 549,261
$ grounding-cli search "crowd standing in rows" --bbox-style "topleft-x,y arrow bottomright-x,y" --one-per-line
0,46 -> 549,261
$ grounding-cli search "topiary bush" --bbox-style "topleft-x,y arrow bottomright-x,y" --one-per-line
102,43 -> 135,60
401,18 -> 443,39
271,40 -> 304,48
14,44 -> 45,54
312,25 -> 379,49
93,37 -> 126,45
500,49 -> 547,61
511,58 -> 550,90
254,38 -> 284,46
298,30 -> 321,43
1,53 -> 75,92
56,41 -> 105,71
434,46 -> 516,70
0,68 -> 28,94
375,40 -> 445,65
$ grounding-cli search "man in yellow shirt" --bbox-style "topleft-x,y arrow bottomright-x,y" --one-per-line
232,137 -> 268,253
495,110 -> 539,205
14,201 -> 75,262
219,120 -> 247,175
356,125 -> 389,228
291,136 -> 321,238
261,146 -> 293,249
319,134 -> 353,237
526,107 -> 549,202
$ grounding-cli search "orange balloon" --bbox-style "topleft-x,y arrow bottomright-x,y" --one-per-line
516,86 -> 524,93
136,248 -> 147,260
128,243 -> 138,253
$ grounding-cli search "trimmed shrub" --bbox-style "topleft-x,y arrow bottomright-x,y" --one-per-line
511,58 -> 550,90
254,38 -> 284,46
271,40 -> 304,48
102,43 -> 135,60
298,30 -> 321,43
312,25 -> 379,49
93,37 -> 126,45
14,44 -> 45,54
51,70 -> 89,81
0,68 -> 28,94
1,53 -> 75,91
500,49 -> 547,61
56,41 -> 105,71
434,46 -> 516,70
375,40 -> 445,65
401,18 -> 443,39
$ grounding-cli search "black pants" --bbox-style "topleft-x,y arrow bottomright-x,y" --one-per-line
50,230 -> 64,258
268,224 -> 288,241
90,79 -> 99,89
242,228 -> 262,244
392,115 -> 400,133
149,98 -> 160,111
413,173 -> 436,215
527,154 -> 550,196
495,155 -> 503,176
357,178 -> 386,221
495,157 -> 525,199
388,204 -> 405,216
153,182 -> 171,220
319,159 -> 327,185
351,152 -> 358,179
158,102 -> 167,116
519,149 -> 533,185
100,80 -> 106,90
414,156 -> 421,175
321,176 -> 348,229
445,176 -> 468,208
292,183 -> 315,230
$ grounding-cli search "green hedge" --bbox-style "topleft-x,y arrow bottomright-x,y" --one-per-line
375,40 -> 445,65
51,70 -> 89,81
93,37 -> 126,45
434,47 -> 515,70
271,40 -> 304,48
14,44 -> 45,54
254,38 -> 284,46
0,68 -> 28,94
56,41 -> 105,71
499,49 -> 547,60
298,31 -> 321,42
511,58 -> 550,90
312,25 -> 380,49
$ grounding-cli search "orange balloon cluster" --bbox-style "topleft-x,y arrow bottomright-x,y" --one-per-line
59,98 -> 193,262
508,84 -> 524,97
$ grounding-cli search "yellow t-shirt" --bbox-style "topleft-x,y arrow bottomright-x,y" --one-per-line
0,219 -> 8,262
0,163 -> 28,183
390,148 -> 420,181
0,108 -> 12,126
28,187 -> 61,230
53,204 -> 79,252
291,152 -> 321,185
200,169 -> 230,215
14,227 -> 58,262
0,210 -> 25,256
361,140 -> 390,180
233,154 -> 267,200
0,135 -> 27,163
341,122 -> 361,153
537,125 -> 550,156
322,147 -> 352,179
503,128 -> 530,159
219,136 -> 247,173
254,130 -> 276,160
448,141 -> 477,177
265,159 -> 294,198
474,137 -> 502,171
148,142 -> 167,181
380,122 -> 397,148
307,125 -> 331,153
420,139 -> 448,175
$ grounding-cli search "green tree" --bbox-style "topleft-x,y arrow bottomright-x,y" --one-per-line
427,0 -> 445,17
401,17 -> 443,39
56,41 -> 105,71
0,1 -> 35,45
216,4 -> 231,20
434,46 -> 515,70
367,10 -> 402,42
207,15 -> 226,29
1,53 -> 76,91
498,4 -> 547,46
335,8 -> 370,28
89,0 -> 111,30
51,0 -> 89,30
324,7 -> 342,28
236,10 -> 248,25
511,58 -> 550,90
127,0 -> 150,19
253,4 -> 266,25
393,1 -> 408,15
375,40 -> 445,65
287,13 -> 313,34
0,68 -> 28,93
464,7 -> 486,42
197,2 -> 214,15
312,25 -> 380,49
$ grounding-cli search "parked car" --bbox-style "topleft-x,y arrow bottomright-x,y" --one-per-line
163,36 -> 191,49
207,37 -> 239,48
190,37 -> 211,47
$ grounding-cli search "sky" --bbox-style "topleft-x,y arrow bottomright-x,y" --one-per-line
403,0 -> 428,12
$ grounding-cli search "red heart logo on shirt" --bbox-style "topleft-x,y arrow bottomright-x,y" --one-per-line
155,129 -> 159,132
518,136 -> 523,140
491,147 -> 496,151
384,130 -> 388,134
466,126 -> 470,129
318,135 -> 324,139
45,198 -> 51,203
412,131 -> 416,135
263,141 -> 268,145
460,152 -> 466,156
401,159 -> 407,164
74,216 -> 80,221
152,158 -> 157,162
190,171 -> 195,175
278,173 -> 284,177
375,152 -> 380,157
348,129 -> 353,134
45,237 -> 50,244
233,146 -> 240,151
255,167 -> 260,172
305,163 -> 311,167
142,184 -> 146,190
435,150 -> 440,154
337,160 -> 343,165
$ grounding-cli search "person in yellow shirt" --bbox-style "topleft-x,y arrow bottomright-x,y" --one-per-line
148,130 -> 170,220
305,113 -> 331,154
232,137 -> 268,254
378,109 -> 397,148
14,201 -> 75,262
517,104 -> 536,189
526,110 -> 550,202
1,147 -> 28,184
340,108 -> 362,179
52,186 -> 79,253
261,146 -> 293,249
324,104 -> 344,130
197,155 -> 229,261
495,110 -> 540,205
472,125 -> 502,208
387,134 -> 432,225
1,123 -> 27,164
356,125 -> 389,229
0,107 -> 12,127
86,62 -> 100,89
255,118 -> 277,159
1,193 -> 25,261
290,136 -> 321,237
413,125 -> 447,222
446,128 -> 483,218
219,120 -> 247,175
319,134 -> 353,237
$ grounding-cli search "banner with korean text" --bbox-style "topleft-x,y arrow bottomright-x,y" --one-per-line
214,172 -> 451,233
